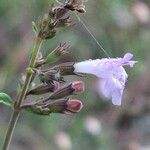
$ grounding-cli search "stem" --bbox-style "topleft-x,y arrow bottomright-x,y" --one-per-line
17,37 -> 43,107
2,111 -> 19,150
2,37 -> 43,150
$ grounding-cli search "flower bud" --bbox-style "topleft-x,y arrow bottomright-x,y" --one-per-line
38,0 -> 86,40
36,52 -> 43,61
49,4 -> 68,19
38,13 -> 57,39
39,69 -> 64,84
56,17 -> 75,28
65,99 -> 83,114
27,82 -> 59,95
35,52 -> 45,67
45,81 -> 84,100
38,28 -> 56,40
71,81 -> 85,94
64,0 -> 78,11
45,43 -> 69,63
23,98 -> 83,115
46,99 -> 83,114
77,5 -> 86,13
52,62 -> 75,76
64,0 -> 86,13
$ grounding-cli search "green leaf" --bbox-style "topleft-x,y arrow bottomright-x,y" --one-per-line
32,21 -> 38,35
0,92 -> 13,107
45,54 -> 58,63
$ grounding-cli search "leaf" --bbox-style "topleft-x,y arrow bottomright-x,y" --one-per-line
45,54 -> 58,63
32,21 -> 38,35
0,92 -> 13,107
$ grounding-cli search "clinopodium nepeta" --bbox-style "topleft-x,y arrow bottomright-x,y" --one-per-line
1,0 -> 137,149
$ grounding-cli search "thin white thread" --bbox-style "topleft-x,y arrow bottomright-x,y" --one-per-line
54,0 -> 110,57
75,13 -> 110,58
55,0 -> 63,5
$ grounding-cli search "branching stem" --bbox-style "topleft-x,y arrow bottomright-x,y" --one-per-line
2,36 -> 43,150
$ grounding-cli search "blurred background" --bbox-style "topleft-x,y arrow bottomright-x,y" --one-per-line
0,0 -> 150,149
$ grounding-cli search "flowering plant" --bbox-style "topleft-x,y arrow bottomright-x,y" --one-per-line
0,0 -> 136,149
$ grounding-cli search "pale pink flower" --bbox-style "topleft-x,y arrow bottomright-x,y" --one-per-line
84,116 -> 102,136
54,132 -> 72,150
132,2 -> 150,23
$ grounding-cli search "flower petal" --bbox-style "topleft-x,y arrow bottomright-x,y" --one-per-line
74,60 -> 97,75
74,59 -> 114,78
123,53 -> 133,61
99,79 -> 112,99
74,53 -> 136,106
98,75 -> 125,105
112,88 -> 123,106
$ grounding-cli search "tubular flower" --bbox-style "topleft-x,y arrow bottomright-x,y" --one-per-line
74,53 -> 137,105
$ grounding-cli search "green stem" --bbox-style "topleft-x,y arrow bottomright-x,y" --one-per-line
17,37 -> 43,107
2,37 -> 43,150
2,111 -> 19,150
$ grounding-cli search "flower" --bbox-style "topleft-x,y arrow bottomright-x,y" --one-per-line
74,53 -> 137,105
132,2 -> 150,23
84,116 -> 102,136
54,132 -> 72,150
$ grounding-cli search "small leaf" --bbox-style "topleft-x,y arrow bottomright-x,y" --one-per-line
45,54 -> 58,63
32,21 -> 38,35
0,92 -> 13,107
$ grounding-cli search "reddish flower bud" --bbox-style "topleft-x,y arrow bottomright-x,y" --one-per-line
71,81 -> 84,93
22,98 -> 83,115
65,99 -> 83,114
